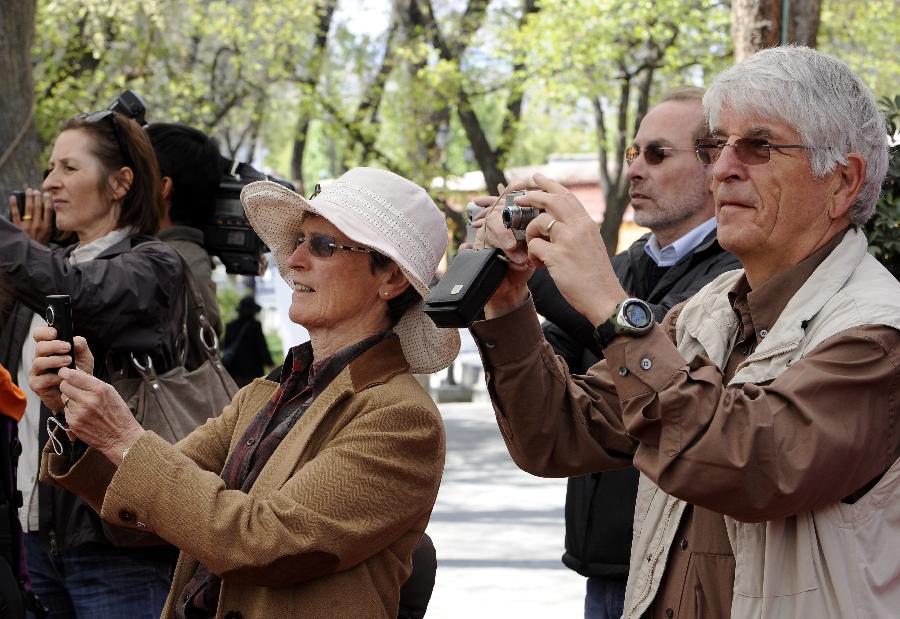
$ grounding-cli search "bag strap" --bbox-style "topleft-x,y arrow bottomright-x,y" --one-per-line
178,255 -> 221,364
108,252 -> 221,379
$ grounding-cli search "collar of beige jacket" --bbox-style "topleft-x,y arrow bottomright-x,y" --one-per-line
246,335 -> 412,490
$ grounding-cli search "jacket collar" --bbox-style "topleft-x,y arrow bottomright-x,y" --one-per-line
65,233 -> 159,261
627,228 -> 722,265
248,334 -> 411,491
679,227 -> 868,369
739,226 -> 866,364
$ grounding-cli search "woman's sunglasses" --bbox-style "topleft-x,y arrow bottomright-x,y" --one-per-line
76,110 -> 133,167
293,232 -> 374,258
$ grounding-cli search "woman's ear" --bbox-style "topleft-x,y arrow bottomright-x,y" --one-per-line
378,263 -> 411,301
108,166 -> 134,202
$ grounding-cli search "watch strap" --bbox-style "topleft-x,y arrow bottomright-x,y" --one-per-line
593,319 -> 618,349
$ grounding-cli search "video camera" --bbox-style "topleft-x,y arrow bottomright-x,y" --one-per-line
205,160 -> 295,276
106,90 -> 295,276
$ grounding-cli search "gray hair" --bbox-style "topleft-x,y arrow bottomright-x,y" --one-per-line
704,45 -> 889,224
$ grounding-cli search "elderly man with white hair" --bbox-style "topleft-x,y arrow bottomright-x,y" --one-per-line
469,46 -> 899,618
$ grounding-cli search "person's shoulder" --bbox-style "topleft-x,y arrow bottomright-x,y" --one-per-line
359,371 -> 441,414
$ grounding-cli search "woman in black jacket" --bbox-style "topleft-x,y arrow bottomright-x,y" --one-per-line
0,110 -> 183,618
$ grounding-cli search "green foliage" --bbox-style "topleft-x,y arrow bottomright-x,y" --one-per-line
33,0 -> 319,158
820,0 -> 900,98
864,95 -> 900,278
25,0 -> 899,257
216,285 -> 242,327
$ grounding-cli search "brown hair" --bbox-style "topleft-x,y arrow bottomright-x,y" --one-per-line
62,112 -> 163,235
659,86 -> 708,141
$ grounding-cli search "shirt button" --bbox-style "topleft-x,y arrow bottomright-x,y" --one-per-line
739,344 -> 750,356
680,539 -> 688,551
119,510 -> 135,522
484,340 -> 496,349
640,358 -> 652,370
246,437 -> 256,446
759,328 -> 768,338
665,608 -> 674,619
619,366 -> 628,377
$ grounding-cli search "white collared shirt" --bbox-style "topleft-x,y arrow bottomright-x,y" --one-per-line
643,217 -> 717,267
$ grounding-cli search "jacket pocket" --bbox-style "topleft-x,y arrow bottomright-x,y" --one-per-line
730,517 -> 820,598
680,553 -> 734,619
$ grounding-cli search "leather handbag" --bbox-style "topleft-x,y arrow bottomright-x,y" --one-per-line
111,261 -> 238,445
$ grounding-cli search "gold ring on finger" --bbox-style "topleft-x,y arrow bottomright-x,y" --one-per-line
22,215 -> 33,221
547,219 -> 558,233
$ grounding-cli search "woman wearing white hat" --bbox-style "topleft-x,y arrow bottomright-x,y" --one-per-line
28,167 -> 460,618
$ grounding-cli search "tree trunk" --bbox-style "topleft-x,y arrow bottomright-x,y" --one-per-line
0,0 -> 43,205
788,0 -> 820,48
732,0 -> 821,62
599,189 -> 631,255
289,0 -> 338,189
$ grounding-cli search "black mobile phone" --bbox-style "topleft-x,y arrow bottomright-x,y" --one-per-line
11,190 -> 26,219
45,295 -> 76,371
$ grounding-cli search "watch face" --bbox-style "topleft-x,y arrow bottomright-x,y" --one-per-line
624,301 -> 652,328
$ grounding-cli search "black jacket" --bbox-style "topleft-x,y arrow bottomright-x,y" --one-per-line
528,229 -> 740,579
0,219 -> 183,552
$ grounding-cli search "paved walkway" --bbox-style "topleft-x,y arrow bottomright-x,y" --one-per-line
425,399 -> 584,618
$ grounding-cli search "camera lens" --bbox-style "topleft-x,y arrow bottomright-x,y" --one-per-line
503,206 -> 540,230
502,207 -> 515,228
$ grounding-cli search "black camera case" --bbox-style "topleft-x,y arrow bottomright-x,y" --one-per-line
423,248 -> 509,328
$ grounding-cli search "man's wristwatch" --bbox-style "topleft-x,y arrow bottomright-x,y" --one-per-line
594,297 -> 654,348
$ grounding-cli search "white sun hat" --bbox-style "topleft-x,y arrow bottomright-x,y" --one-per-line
240,167 -> 460,374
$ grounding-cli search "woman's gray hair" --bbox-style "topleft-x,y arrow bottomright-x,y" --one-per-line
704,45 -> 889,224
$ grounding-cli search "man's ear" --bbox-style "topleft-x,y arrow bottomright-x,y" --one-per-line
161,176 -> 173,202
828,153 -> 866,220
108,167 -> 134,202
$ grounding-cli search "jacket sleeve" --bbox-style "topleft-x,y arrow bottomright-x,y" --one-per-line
603,320 -> 900,522
470,296 -> 636,477
0,219 -> 183,354
0,362 -> 25,421
529,239 -> 741,360
94,390 -> 444,586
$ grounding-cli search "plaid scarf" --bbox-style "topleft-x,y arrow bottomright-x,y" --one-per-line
176,332 -> 389,619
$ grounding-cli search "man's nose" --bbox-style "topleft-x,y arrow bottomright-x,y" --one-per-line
712,139 -> 747,183
626,157 -> 646,182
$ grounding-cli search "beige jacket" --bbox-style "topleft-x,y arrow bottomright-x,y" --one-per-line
622,228 -> 900,618
42,336 -> 446,618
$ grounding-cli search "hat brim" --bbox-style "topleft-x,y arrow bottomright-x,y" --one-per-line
240,180 -> 460,374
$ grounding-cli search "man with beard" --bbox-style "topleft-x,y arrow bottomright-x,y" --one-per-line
528,87 -> 739,619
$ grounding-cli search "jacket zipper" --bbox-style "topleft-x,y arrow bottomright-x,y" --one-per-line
734,342 -> 799,375
628,496 -> 679,617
